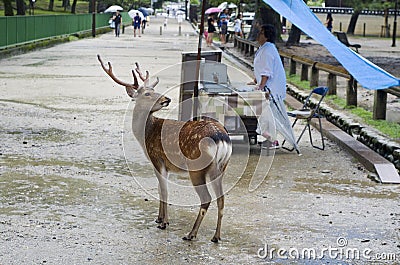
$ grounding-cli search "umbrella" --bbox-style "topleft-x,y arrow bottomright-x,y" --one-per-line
217,2 -> 228,10
104,5 -> 123,13
138,7 -> 149,17
218,2 -> 237,10
128,10 -> 144,20
267,91 -> 300,153
205,7 -> 222,14
146,8 -> 154,15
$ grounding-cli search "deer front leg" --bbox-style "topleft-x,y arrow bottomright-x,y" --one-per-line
155,167 -> 169,229
183,175 -> 211,241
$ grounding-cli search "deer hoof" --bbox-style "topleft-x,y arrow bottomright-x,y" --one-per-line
211,236 -> 220,243
182,235 -> 195,241
155,217 -> 162,224
157,222 -> 169,230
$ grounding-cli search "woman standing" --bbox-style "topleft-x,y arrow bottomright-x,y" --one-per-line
234,14 -> 244,38
249,24 -> 289,149
206,15 -> 216,46
325,12 -> 333,32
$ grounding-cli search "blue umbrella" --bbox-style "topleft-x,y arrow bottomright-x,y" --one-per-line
138,7 -> 149,17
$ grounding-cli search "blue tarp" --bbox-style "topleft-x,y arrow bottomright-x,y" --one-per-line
264,0 -> 400,90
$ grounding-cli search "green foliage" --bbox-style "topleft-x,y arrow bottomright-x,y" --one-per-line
26,0 -> 90,14
306,0 -> 325,7
286,71 -> 400,139
1,0 -> 153,16
286,73 -> 311,90
327,95 -> 400,139
343,0 -> 395,12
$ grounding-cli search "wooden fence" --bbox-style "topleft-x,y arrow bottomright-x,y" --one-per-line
233,36 -> 400,120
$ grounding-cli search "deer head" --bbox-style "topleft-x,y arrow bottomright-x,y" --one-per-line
97,55 -> 169,113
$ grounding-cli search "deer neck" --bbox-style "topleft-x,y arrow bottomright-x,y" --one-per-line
131,106 -> 160,148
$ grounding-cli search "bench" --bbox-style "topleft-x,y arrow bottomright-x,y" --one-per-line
334,31 -> 361,53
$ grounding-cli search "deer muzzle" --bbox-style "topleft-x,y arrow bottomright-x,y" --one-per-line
161,97 -> 171,107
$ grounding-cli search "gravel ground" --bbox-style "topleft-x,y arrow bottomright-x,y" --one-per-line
0,17 -> 399,264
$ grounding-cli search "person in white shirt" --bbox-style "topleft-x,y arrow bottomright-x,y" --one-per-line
234,14 -> 244,38
249,24 -> 287,149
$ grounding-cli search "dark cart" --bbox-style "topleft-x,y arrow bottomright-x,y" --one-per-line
179,51 -> 264,144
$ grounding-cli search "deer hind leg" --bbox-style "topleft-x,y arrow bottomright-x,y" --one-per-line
210,174 -> 224,243
183,172 -> 211,241
154,166 -> 169,229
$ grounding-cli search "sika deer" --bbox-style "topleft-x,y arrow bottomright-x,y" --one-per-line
97,55 -> 232,243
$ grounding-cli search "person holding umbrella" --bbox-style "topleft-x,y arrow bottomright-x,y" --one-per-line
206,15 -> 216,46
248,24 -> 298,151
112,10 -> 122,37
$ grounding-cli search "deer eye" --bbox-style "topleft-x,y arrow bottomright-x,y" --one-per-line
144,92 -> 151,96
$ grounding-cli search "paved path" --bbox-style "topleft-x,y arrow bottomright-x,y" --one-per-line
0,17 -> 399,264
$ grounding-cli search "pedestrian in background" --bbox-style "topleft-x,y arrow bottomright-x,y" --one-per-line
206,15 -> 216,46
164,16 -> 168,29
325,12 -> 333,32
219,14 -> 228,44
142,16 -> 147,34
234,14 -> 244,38
112,10 -> 122,37
133,13 -> 142,37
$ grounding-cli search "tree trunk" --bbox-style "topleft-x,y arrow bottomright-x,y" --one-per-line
16,0 -> 26,15
247,2 -> 282,41
62,0 -> 70,11
286,0 -> 308,46
71,0 -> 77,14
3,0 -> 14,16
383,8 -> 390,37
347,11 -> 360,35
286,25 -> 302,45
48,0 -> 54,11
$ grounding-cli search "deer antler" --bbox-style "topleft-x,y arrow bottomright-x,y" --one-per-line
135,62 -> 159,89
97,55 -> 139,98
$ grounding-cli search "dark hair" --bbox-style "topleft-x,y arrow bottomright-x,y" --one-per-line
260,24 -> 276,43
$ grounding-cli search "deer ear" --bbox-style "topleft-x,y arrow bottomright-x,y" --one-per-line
126,86 -> 139,99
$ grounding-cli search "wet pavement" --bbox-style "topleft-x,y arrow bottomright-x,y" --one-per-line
0,17 -> 399,264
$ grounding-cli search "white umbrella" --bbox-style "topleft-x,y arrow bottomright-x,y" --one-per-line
217,2 -> 228,10
128,10 -> 144,20
146,8 -> 154,15
104,5 -> 123,13
218,2 -> 237,10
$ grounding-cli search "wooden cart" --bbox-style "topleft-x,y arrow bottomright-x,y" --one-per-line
179,51 -> 264,144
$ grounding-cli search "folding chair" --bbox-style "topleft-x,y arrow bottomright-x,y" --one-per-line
283,86 -> 329,151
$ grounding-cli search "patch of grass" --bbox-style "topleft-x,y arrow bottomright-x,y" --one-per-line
286,71 -> 400,140
286,73 -> 311,90
326,95 -> 400,139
